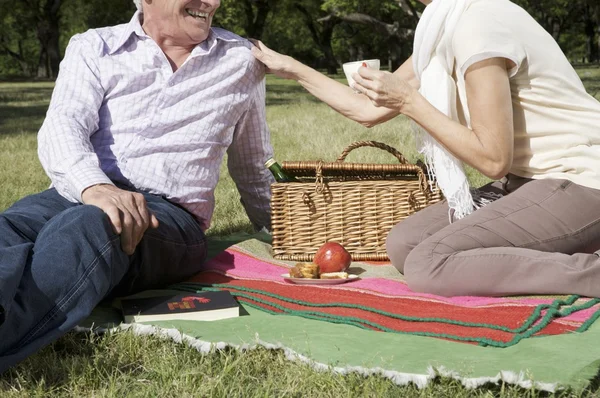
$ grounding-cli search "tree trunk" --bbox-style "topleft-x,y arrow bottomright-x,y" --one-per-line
296,5 -> 340,74
388,39 -> 404,71
36,45 -> 49,78
320,23 -> 338,75
251,1 -> 270,39
36,0 -> 62,78
585,18 -> 597,63
243,0 -> 272,40
47,8 -> 61,77
597,25 -> 600,64
551,20 -> 561,42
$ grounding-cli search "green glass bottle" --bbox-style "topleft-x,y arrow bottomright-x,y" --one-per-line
264,158 -> 299,182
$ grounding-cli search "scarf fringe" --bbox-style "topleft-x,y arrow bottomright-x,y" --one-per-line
412,0 -> 474,222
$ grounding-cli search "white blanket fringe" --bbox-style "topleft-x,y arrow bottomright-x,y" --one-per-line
75,323 -> 559,392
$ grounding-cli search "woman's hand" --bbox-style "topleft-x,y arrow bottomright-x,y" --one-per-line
250,39 -> 299,80
352,66 -> 418,112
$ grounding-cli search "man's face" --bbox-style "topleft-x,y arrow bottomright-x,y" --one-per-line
145,0 -> 221,44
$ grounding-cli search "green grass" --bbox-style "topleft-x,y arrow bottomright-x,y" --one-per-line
1,68 -> 600,396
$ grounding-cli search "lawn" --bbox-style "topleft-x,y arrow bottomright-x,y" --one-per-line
1,68 -> 600,397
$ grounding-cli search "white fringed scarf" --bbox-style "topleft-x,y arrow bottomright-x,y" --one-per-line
412,0 -> 474,220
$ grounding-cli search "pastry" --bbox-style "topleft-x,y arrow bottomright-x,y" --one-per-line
289,262 -> 319,279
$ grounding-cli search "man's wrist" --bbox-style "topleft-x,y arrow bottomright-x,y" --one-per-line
81,183 -> 114,203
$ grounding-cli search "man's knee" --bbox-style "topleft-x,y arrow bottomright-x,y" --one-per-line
39,205 -> 113,241
33,205 -> 127,294
35,205 -> 123,271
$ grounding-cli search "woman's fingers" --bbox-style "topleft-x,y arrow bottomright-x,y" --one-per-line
352,74 -> 375,92
357,66 -> 382,80
248,38 -> 264,49
353,82 -> 381,106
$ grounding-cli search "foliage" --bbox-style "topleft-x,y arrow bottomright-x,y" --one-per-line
0,0 -> 39,76
1,0 -> 598,78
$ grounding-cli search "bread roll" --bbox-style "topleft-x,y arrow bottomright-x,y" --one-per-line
319,272 -> 349,279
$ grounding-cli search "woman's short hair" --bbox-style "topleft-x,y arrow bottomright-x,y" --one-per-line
133,0 -> 142,11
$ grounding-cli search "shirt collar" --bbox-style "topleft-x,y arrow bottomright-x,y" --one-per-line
108,11 -> 146,55
108,12 -> 245,56
191,27 -> 245,57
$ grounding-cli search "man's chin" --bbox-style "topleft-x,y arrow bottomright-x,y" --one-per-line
189,31 -> 211,44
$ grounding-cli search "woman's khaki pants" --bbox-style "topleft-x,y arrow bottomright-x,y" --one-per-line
386,175 -> 600,297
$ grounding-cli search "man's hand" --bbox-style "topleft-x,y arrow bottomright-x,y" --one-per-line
81,184 -> 160,255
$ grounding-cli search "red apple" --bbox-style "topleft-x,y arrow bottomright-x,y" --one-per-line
313,241 -> 351,274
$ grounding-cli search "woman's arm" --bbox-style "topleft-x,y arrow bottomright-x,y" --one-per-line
251,40 -> 417,127
353,57 -> 514,180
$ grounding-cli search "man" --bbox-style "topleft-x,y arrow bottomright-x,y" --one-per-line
0,0 -> 274,372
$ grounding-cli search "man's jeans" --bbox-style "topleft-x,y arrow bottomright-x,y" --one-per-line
0,188 -> 207,373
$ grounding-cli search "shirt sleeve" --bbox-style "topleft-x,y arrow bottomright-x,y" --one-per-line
37,33 -> 114,203
452,4 -> 527,78
226,59 -> 275,232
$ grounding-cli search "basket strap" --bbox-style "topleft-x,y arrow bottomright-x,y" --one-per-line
315,161 -> 325,193
336,141 -> 409,164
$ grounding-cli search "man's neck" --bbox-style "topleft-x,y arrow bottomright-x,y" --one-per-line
142,16 -> 198,71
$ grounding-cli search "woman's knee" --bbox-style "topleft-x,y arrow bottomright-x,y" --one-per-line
403,244 -> 455,297
386,222 -> 420,274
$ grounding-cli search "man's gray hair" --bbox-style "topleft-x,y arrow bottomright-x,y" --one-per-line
133,0 -> 142,12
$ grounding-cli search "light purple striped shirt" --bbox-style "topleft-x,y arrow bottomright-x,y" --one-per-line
38,12 -> 274,231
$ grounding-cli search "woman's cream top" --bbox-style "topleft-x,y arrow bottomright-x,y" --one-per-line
452,0 -> 600,189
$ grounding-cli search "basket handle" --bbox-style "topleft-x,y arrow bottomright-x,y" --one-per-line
335,141 -> 409,164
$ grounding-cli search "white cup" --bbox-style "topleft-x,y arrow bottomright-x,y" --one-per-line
342,59 -> 380,92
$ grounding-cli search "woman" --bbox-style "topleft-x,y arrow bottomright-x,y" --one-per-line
252,0 -> 600,297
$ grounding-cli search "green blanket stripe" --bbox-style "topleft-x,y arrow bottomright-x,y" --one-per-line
480,297 -> 600,348
235,294 -> 514,346
174,284 -> 600,348
576,306 -> 600,332
174,282 -> 597,334
221,291 -> 565,348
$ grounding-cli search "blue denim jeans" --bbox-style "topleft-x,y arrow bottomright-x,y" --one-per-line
0,188 -> 207,372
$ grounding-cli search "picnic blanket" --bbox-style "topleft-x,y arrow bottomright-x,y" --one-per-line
82,235 -> 600,392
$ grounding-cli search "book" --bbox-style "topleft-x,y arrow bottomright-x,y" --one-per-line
120,291 -> 240,323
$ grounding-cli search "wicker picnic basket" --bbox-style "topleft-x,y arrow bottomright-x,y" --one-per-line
270,141 -> 443,262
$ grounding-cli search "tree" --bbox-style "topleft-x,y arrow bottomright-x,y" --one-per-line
321,0 -> 423,69
243,0 -> 274,39
0,1 -> 37,75
295,1 -> 341,74
34,0 -> 62,78
214,0 -> 276,40
582,0 -> 600,63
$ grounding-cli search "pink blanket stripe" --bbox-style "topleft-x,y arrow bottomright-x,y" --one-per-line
204,247 -> 600,323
